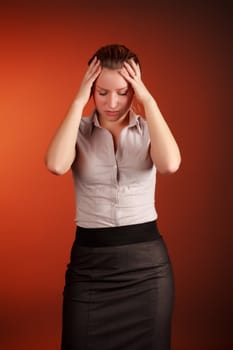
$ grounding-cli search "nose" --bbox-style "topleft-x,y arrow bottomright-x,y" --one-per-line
107,93 -> 118,109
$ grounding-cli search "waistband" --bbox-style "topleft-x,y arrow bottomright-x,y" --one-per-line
75,220 -> 161,247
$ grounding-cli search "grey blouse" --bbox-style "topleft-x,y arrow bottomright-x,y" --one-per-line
71,110 -> 157,228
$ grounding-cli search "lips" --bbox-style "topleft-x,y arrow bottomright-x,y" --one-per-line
105,110 -> 119,116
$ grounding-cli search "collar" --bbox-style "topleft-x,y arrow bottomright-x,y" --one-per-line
92,109 -> 142,135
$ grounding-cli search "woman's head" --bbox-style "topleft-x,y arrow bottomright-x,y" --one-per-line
88,44 -> 140,70
89,45 -> 140,124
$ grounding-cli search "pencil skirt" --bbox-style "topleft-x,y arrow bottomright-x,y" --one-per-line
61,221 -> 174,350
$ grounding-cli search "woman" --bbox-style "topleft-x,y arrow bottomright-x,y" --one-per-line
45,44 -> 181,350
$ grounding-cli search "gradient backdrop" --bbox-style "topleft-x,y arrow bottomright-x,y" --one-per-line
0,1 -> 232,349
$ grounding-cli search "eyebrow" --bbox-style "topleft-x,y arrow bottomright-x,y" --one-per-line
95,85 -> 129,91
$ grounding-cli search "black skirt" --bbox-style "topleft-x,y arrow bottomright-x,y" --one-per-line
62,221 -> 174,350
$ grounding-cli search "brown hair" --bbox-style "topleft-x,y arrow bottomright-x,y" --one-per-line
88,44 -> 140,69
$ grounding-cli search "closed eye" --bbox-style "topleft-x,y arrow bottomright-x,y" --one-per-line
118,91 -> 128,96
97,88 -> 129,96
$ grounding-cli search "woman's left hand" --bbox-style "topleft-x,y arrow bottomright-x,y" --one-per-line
119,59 -> 153,106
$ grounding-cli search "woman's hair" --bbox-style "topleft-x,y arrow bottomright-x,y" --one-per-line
88,44 -> 140,69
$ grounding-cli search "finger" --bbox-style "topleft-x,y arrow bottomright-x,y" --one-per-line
125,58 -> 141,78
127,59 -> 141,79
118,67 -> 133,83
129,58 -> 140,72
92,65 -> 102,81
86,59 -> 101,79
88,58 -> 100,72
91,61 -> 101,75
89,56 -> 98,67
123,61 -> 137,78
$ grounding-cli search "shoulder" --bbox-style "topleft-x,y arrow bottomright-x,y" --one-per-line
138,115 -> 148,129
129,111 -> 149,136
79,115 -> 94,135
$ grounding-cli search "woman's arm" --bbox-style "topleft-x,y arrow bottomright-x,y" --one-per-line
120,60 -> 181,174
45,58 -> 101,175
142,97 -> 181,174
45,101 -> 84,175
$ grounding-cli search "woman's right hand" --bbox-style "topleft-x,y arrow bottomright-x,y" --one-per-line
75,57 -> 101,107
45,58 -> 101,175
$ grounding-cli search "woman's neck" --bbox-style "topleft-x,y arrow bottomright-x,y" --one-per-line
98,112 -> 129,132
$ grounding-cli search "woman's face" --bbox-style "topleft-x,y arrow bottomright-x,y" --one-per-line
93,67 -> 134,124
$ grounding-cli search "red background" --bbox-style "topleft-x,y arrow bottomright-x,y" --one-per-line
0,1 -> 232,349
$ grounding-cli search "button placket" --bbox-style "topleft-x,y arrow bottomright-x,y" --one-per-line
112,161 -> 119,207
104,127 -> 121,215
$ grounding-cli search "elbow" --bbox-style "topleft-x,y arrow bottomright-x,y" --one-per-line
157,157 -> 181,175
45,158 -> 69,176
163,162 -> 181,174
